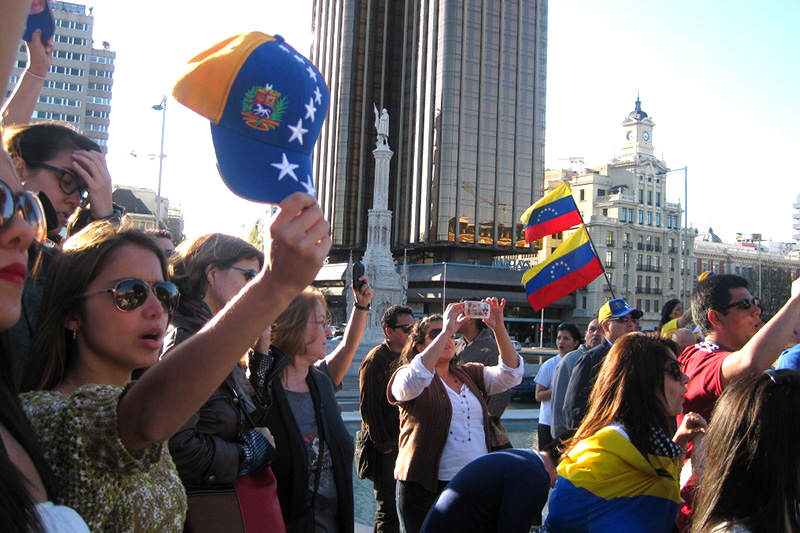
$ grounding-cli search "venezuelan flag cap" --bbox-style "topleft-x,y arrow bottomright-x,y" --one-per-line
173,32 -> 329,204
598,298 -> 643,323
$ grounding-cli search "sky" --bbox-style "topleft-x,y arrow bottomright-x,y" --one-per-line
88,0 -> 800,243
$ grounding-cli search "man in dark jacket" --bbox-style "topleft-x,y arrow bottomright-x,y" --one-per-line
359,305 -> 414,533
562,299 -> 641,433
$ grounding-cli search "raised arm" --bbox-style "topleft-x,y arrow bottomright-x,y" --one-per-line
721,286 -> 800,386
0,1 -> 31,114
118,193 -> 330,452
2,30 -> 53,127
419,302 -> 466,372
323,278 -> 373,386
483,297 -> 520,369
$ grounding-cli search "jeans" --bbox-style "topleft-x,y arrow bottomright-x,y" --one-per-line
373,448 -> 399,533
396,479 -> 447,533
538,423 -> 554,450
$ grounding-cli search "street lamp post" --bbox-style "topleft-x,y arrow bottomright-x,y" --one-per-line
152,96 -> 167,229
657,166 -> 688,299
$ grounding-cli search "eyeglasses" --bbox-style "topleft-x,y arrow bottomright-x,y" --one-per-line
26,161 -> 88,199
664,358 -> 683,381
391,324 -> 413,334
722,297 -> 761,312
229,265 -> 258,281
427,328 -> 443,339
610,315 -> 637,323
765,368 -> 800,386
0,178 -> 47,243
82,278 -> 180,314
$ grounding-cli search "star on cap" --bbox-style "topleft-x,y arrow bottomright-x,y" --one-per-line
278,44 -> 290,53
270,153 -> 299,182
313,86 -> 323,104
306,66 -> 317,82
287,118 -> 308,145
301,175 -> 316,197
304,98 -> 317,122
293,53 -> 305,64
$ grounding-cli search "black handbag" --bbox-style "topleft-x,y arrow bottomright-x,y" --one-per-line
355,428 -> 375,480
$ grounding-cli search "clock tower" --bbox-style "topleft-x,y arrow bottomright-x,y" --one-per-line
621,95 -> 655,157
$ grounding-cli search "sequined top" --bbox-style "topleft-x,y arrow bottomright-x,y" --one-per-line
21,384 -> 187,532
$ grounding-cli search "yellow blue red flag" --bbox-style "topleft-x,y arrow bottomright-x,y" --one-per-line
521,226 -> 603,310
520,182 -> 581,243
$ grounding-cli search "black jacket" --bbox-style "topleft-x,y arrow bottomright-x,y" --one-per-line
562,338 -> 612,432
266,356 -> 354,533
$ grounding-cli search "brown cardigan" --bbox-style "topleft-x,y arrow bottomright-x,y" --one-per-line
387,362 -> 491,491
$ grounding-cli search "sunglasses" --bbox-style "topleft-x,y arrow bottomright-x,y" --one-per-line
392,324 -> 413,334
230,265 -> 258,281
427,328 -> 443,339
611,315 -> 637,323
664,358 -> 683,381
26,161 -> 89,198
82,278 -> 180,314
0,178 -> 47,243
722,297 -> 761,312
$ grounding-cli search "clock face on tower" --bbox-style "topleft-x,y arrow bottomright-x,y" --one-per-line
642,131 -> 650,143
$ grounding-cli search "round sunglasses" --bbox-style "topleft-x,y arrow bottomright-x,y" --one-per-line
82,278 -> 180,314
0,178 -> 47,243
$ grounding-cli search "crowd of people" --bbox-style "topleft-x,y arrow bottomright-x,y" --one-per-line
3,5 -> 800,533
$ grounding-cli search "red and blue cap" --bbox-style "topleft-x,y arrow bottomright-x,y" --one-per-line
173,32 -> 329,204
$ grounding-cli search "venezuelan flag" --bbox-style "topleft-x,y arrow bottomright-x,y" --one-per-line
520,182 -> 581,243
543,427 -> 681,533
521,227 -> 603,310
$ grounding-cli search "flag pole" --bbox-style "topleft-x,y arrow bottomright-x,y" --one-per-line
574,211 -> 616,299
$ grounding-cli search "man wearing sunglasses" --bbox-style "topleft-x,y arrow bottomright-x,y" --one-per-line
562,298 -> 642,435
358,304 -> 415,533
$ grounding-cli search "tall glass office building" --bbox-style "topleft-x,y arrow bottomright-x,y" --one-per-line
311,0 -> 547,263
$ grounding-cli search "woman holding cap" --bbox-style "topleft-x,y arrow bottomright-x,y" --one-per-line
388,299 -> 523,533
544,334 -> 707,532
19,191 -> 330,531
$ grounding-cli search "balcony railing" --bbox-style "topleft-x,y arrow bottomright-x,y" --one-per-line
636,265 -> 663,272
668,247 -> 678,254
622,241 -> 633,249
606,240 -> 615,248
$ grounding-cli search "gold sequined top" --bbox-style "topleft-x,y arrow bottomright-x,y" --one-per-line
21,384 -> 187,532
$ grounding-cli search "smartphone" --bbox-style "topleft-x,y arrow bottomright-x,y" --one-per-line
352,261 -> 366,291
463,301 -> 490,320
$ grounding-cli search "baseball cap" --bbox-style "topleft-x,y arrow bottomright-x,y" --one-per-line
598,298 -> 643,323
697,270 -> 715,282
173,32 -> 329,204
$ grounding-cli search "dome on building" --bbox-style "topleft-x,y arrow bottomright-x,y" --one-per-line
627,95 -> 649,121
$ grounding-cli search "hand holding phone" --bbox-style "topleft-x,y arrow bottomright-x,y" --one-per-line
352,261 -> 366,291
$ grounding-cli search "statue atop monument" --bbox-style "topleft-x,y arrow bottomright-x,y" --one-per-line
373,104 -> 389,146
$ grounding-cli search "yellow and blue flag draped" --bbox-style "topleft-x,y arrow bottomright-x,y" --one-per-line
520,182 -> 581,243
521,227 -> 603,311
543,427 -> 681,533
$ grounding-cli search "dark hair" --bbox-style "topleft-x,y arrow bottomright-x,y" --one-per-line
381,305 -> 414,330
397,314 -> 455,371
22,221 -> 169,392
564,333 -> 680,461
557,322 -> 582,345
145,228 -> 173,241
659,299 -> 682,329
690,275 -> 748,335
169,233 -> 263,301
691,371 -> 800,533
3,121 -> 101,163
0,334 -> 56,532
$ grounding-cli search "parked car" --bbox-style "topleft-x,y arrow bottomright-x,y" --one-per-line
510,375 -> 535,402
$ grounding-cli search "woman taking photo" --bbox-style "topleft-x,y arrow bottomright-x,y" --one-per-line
388,299 -> 523,533
261,282 -> 373,532
19,192 -> 330,531
544,334 -> 707,532
690,369 -> 800,533
534,322 -> 581,449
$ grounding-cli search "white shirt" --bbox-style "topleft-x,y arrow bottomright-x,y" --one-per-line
391,353 -> 524,480
534,354 -> 561,426
36,502 -> 90,532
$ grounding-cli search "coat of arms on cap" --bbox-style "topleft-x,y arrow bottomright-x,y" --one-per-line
241,84 -> 286,131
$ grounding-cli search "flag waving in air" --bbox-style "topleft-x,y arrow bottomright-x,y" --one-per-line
522,226 -> 604,310
520,182 -> 581,243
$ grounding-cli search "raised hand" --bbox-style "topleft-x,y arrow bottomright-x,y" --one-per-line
442,302 -> 467,336
354,276 -> 373,306
71,150 -> 113,218
482,297 -> 507,331
26,29 -> 53,78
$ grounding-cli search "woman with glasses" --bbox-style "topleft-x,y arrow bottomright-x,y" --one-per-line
690,369 -> 800,533
534,322 -> 581,450
0,147 -> 89,531
544,334 -> 707,533
388,299 -> 523,533
261,283 -> 372,532
17,191 -> 331,531
162,233 -> 276,504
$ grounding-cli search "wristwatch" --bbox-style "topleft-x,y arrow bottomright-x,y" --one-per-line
354,302 -> 370,311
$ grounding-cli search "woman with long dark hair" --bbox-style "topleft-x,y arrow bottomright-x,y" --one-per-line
659,298 -> 692,340
544,334 -> 707,532
388,299 -> 523,533
690,370 -> 800,533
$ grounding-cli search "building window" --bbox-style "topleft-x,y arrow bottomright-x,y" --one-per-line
582,296 -> 587,309
655,213 -> 661,227
645,300 -> 651,312
580,189 -> 585,201
606,250 -> 613,265
623,273 -> 629,287
670,278 -> 674,289
656,192 -> 661,207
602,208 -> 608,216
639,190 -> 644,204
627,209 -> 633,223
655,299 -> 660,310
638,210 -> 644,224
647,212 -> 652,225
597,189 -> 606,197
637,254 -> 643,267
624,252 -> 630,266
637,299 -> 642,309
647,191 -> 652,206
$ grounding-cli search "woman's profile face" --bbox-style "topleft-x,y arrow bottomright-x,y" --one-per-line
661,350 -> 689,416
416,319 -> 455,362
21,148 -> 84,229
300,299 -> 330,362
556,330 -> 579,355
670,303 -> 684,319
0,152 -> 35,329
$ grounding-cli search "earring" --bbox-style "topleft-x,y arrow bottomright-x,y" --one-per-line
71,329 -> 77,341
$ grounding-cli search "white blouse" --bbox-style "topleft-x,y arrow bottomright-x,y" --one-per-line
35,502 -> 90,532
